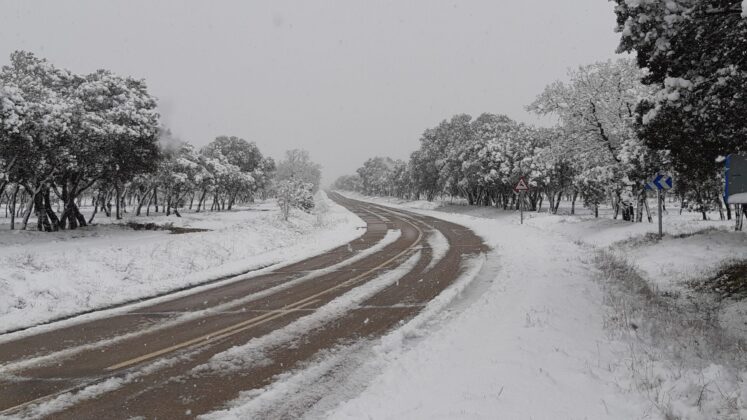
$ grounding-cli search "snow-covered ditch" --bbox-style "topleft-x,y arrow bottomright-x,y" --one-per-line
0,192 -> 364,334
527,211 -> 747,341
315,192 -> 746,420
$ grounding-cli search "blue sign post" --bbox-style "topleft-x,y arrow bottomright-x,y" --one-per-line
644,174 -> 673,192
645,174 -> 673,238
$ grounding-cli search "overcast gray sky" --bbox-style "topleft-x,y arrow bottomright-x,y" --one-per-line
0,0 -> 623,184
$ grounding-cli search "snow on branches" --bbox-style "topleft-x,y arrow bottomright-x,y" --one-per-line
613,0 -> 747,178
0,51 -> 276,230
0,51 -> 160,230
335,59 -> 673,220
276,178 -> 314,221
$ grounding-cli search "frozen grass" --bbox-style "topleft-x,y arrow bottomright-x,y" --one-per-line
693,260 -> 747,300
594,250 -> 747,420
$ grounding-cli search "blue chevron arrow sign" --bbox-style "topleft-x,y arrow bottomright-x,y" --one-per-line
645,174 -> 673,191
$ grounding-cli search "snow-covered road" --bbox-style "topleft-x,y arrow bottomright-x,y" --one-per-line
0,192 -> 363,334
320,194 -> 649,419
316,193 -> 746,420
0,194 -> 487,419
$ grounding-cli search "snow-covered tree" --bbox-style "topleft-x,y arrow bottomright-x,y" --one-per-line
0,51 -> 283,230
613,0 -> 747,218
71,69 -> 160,223
357,156 -> 396,196
0,51 -> 77,230
275,149 -> 322,192
201,136 -> 266,209
0,51 -> 161,230
276,178 -> 314,221
331,174 -> 362,192
529,59 -> 665,219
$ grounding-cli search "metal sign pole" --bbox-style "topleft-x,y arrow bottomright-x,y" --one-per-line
658,189 -> 663,238
514,176 -> 529,225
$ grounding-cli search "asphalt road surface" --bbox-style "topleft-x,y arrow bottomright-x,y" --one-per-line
0,193 -> 487,419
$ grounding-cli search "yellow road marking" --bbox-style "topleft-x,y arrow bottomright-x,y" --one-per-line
105,299 -> 320,371
0,199 -> 430,417
105,208 -> 424,372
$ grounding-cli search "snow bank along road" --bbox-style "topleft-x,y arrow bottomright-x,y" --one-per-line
0,193 -> 487,419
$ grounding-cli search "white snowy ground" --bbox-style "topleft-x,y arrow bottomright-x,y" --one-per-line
306,193 -> 746,420
0,192 -> 364,333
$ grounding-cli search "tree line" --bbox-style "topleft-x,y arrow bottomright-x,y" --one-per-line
335,4 -> 747,223
0,51 -> 320,231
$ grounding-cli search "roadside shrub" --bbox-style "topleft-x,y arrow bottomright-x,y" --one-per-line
276,179 -> 315,220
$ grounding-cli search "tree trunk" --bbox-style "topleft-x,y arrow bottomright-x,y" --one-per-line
101,188 -> 112,217
228,190 -> 238,210
136,188 -> 151,216
88,193 -> 100,224
21,190 -> 35,230
43,187 -> 60,231
571,191 -> 578,215
59,182 -> 71,230
643,195 -> 652,223
120,186 -> 127,215
9,185 -> 19,230
0,183 -> 7,218
612,193 -> 620,220
635,194 -> 644,223
115,183 -> 122,220
71,201 -> 87,227
196,189 -> 207,212
553,192 -> 561,214
35,191 -> 52,232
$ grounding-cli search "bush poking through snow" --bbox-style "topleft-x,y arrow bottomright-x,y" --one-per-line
692,260 -> 747,301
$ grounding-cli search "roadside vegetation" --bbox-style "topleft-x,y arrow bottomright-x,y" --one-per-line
0,51 -> 322,231
334,3 -> 747,227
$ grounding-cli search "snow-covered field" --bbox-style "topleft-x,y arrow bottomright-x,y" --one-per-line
0,192 -> 364,334
320,192 -> 746,420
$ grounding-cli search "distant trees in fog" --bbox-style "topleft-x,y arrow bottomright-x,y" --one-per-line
274,149 -> 322,192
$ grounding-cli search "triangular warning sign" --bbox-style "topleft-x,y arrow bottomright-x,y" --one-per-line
514,177 -> 529,192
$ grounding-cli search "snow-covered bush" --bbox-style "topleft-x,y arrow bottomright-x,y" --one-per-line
276,179 -> 315,221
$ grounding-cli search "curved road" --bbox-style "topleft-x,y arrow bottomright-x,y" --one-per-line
0,193 -> 486,419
